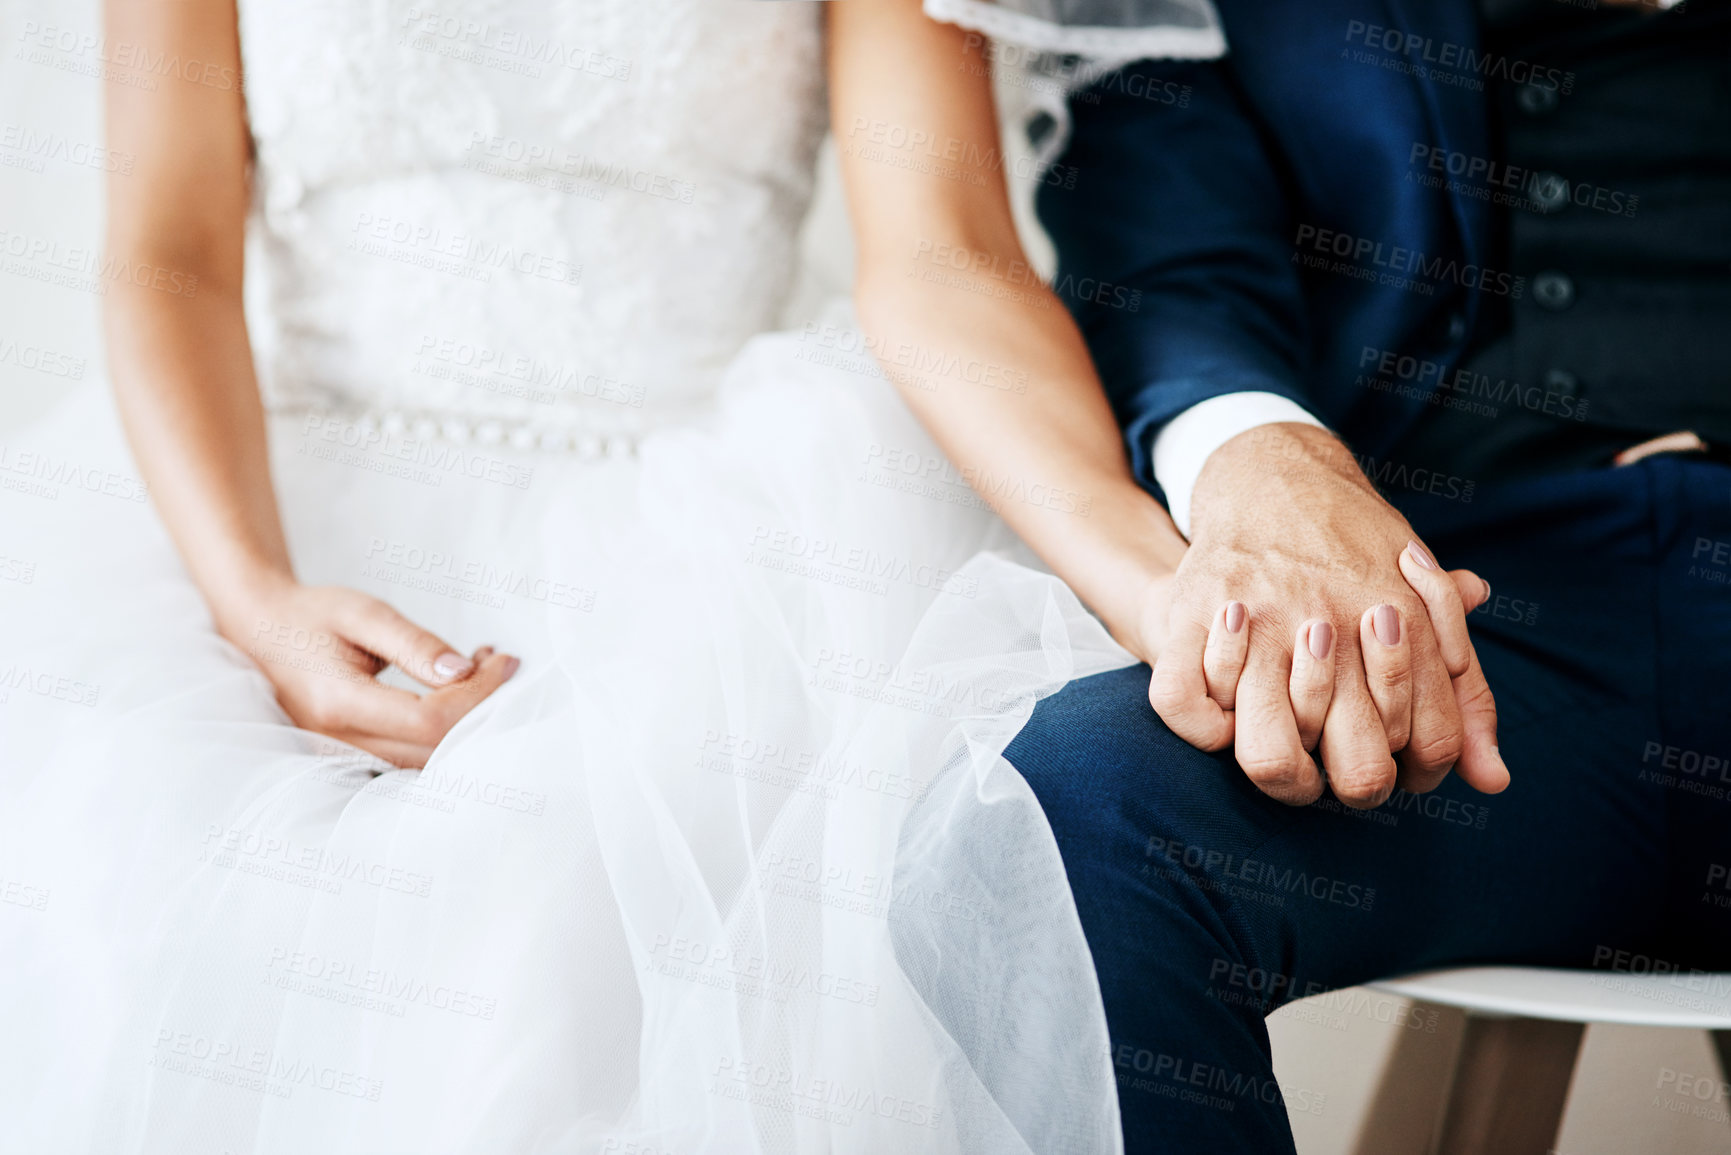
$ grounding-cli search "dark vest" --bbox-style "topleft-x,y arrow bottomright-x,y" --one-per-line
1395,0 -> 1731,483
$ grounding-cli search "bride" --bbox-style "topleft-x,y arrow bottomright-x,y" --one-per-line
0,0 -> 1221,1151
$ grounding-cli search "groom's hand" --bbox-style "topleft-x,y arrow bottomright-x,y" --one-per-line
1143,423 -> 1510,807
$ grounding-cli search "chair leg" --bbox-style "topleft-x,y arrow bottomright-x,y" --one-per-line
1350,1002 -> 1464,1155
1431,1015 -> 1585,1155
1713,1030 -> 1731,1083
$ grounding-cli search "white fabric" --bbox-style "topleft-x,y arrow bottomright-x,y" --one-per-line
922,0 -> 1224,59
0,1 -> 1138,1152
241,0 -> 829,439
922,0 -> 1227,208
1151,391 -> 1326,539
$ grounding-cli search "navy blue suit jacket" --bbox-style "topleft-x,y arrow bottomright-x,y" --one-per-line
1037,0 -> 1516,503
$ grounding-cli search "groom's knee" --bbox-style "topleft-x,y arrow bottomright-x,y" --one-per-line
1008,664 -> 1286,871
1010,665 -> 1308,1151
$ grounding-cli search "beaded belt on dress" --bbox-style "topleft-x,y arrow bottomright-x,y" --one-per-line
272,401 -> 643,459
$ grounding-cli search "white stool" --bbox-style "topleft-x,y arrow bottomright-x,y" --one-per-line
1365,966 -> 1731,1155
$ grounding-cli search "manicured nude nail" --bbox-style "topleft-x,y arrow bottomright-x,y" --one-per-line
1407,540 -> 1438,570
1225,601 -> 1247,634
1373,604 -> 1401,647
501,656 -> 521,680
1308,620 -> 1334,660
433,652 -> 472,680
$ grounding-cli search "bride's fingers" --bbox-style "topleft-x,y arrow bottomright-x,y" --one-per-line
1398,542 -> 1474,678
1148,617 -> 1234,752
304,650 -> 519,751
1202,601 -> 1250,709
1449,567 -> 1491,614
427,649 -> 520,720
1288,619 -> 1336,752
335,591 -> 482,687
1358,603 -> 1412,753
297,674 -> 427,742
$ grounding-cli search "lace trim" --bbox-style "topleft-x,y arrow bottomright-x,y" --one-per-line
920,0 -> 1224,206
922,0 -> 1226,61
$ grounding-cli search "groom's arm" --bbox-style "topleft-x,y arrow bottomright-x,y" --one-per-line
1037,59 -> 1321,527
1044,59 -> 1507,803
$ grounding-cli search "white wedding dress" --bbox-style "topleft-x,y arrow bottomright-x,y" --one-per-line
0,2 -> 1140,1151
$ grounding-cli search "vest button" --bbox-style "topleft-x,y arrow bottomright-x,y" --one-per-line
1517,84 -> 1560,115
1447,314 -> 1467,343
1544,368 -> 1581,399
1529,172 -> 1570,213
1532,271 -> 1575,310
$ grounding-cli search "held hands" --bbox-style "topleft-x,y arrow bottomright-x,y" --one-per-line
1141,423 -> 1509,807
214,575 -> 519,769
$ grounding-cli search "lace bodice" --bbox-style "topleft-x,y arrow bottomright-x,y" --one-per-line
238,0 -> 826,445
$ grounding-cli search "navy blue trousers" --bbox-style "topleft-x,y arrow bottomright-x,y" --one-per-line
1006,457 -> 1731,1153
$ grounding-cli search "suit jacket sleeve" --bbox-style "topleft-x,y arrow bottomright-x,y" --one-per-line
1036,57 -> 1314,501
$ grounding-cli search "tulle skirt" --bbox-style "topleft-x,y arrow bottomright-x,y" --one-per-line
0,316 -> 1132,1154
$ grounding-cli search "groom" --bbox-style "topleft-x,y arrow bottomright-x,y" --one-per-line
1007,0 -> 1731,1150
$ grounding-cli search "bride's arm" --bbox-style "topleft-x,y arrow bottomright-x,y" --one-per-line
104,0 -> 280,607
103,0 -> 516,766
828,0 -> 1186,660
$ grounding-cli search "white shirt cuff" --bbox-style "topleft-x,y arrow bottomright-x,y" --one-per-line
1151,391 -> 1326,539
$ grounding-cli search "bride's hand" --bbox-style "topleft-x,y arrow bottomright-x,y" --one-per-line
214,576 -> 520,769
